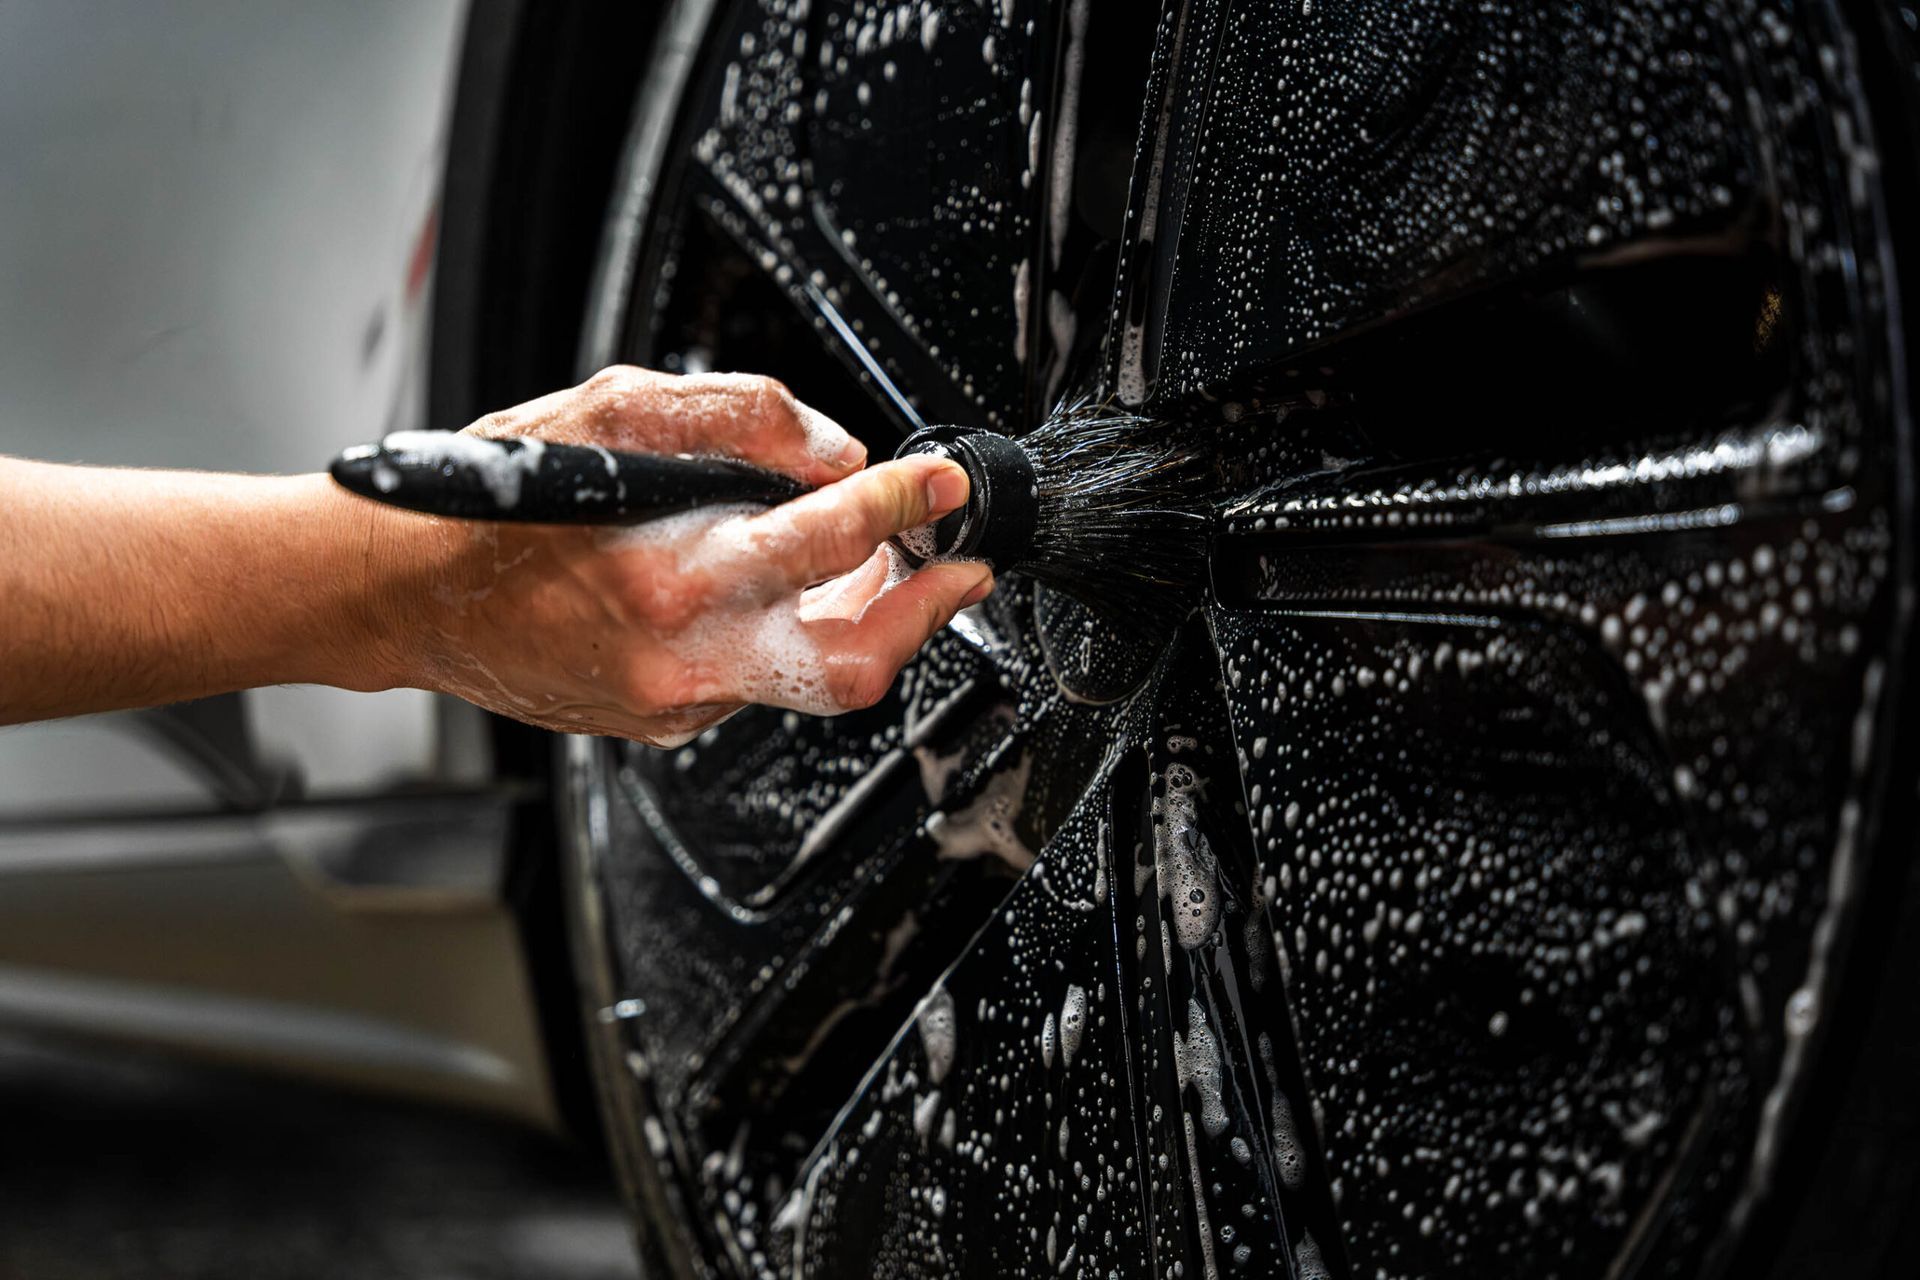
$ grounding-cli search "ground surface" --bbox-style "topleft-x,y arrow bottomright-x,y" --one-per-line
0,1034 -> 641,1280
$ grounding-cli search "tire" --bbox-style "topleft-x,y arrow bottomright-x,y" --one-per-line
560,2 -> 1920,1277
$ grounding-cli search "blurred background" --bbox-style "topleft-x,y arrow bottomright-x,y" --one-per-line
0,2 -> 638,1274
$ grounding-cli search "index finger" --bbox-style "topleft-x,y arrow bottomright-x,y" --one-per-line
489,368 -> 869,488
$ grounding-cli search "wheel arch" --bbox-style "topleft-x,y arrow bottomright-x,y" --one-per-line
428,0 -> 666,1148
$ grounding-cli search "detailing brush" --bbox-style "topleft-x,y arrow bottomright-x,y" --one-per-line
331,403 -> 1214,620
891,402 -> 1216,620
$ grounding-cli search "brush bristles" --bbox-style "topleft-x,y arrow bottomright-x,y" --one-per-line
1016,401 -> 1216,621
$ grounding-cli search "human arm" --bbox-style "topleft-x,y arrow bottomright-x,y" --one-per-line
0,367 -> 990,743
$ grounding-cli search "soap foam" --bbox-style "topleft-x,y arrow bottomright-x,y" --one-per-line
599,504 -> 906,716
381,430 -> 546,509
794,402 -> 857,463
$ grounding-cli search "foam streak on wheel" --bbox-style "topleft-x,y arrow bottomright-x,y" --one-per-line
560,2 -> 1919,1277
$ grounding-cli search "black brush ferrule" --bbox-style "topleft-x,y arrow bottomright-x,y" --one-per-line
893,426 -> 1039,570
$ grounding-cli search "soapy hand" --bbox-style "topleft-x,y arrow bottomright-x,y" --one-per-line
382,366 -> 993,745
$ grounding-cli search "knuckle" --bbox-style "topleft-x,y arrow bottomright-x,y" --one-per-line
818,504 -> 878,570
621,568 -> 708,634
622,656 -> 683,714
586,364 -> 643,396
746,375 -> 800,428
877,467 -> 924,531
624,656 -> 723,715
679,370 -> 732,395
469,408 -> 518,438
915,586 -> 949,639
749,372 -> 795,404
668,660 -> 721,708
828,651 -> 899,711
655,587 -> 709,635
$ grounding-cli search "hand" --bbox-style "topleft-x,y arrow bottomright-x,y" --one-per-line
378,366 -> 993,745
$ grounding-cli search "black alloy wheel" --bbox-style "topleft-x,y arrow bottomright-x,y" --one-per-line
560,2 -> 1920,1276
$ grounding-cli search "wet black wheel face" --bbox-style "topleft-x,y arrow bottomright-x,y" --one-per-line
564,2 -> 1917,1277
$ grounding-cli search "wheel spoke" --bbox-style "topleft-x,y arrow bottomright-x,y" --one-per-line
1114,634 -> 1343,1278
735,617 -> 1346,1278
648,0 -> 1073,429
688,175 -> 965,430
576,584 -> 1153,1260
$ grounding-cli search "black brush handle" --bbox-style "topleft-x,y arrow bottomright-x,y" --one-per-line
330,431 -> 807,524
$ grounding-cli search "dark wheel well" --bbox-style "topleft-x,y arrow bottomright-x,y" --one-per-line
429,0 -> 661,1145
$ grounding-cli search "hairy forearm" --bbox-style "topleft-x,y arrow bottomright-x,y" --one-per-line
0,456 -> 414,722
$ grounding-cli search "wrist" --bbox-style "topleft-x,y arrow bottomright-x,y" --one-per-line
302,474 -> 442,694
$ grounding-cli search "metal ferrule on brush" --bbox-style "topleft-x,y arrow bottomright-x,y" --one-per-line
893,426 -> 1039,570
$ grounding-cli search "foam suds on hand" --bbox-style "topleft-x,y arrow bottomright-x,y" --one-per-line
849,543 -> 918,624
794,403 -> 858,463
601,504 -> 896,716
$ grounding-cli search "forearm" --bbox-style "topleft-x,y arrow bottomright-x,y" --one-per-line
0,457 -> 414,722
